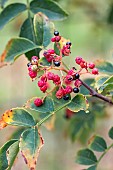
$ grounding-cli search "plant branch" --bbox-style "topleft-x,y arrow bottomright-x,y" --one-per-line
97,143 -> 113,166
79,79 -> 113,105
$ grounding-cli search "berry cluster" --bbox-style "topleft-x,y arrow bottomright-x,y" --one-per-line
27,56 -> 38,79
75,56 -> 98,75
27,31 -> 99,107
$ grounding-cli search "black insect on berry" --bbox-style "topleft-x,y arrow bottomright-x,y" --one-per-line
66,42 -> 72,46
54,61 -> 60,67
27,62 -> 32,67
54,31 -> 59,36
73,87 -> 79,93
63,95 -> 69,100
73,73 -> 80,80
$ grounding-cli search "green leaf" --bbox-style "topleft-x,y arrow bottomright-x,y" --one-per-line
0,139 -> 18,170
89,135 -> 107,152
95,60 -> 113,74
0,3 -> 26,29
2,38 -> 39,63
76,148 -> 97,165
34,12 -> 54,47
39,57 -> 52,66
87,165 -> 97,170
20,127 -> 44,170
69,111 -> 95,141
108,127 -> 113,139
67,94 -> 88,112
94,76 -> 109,90
7,141 -> 19,170
52,86 -> 71,109
19,17 -> 43,60
2,108 -> 36,127
54,42 -> 60,55
30,0 -> 68,20
26,97 -> 54,113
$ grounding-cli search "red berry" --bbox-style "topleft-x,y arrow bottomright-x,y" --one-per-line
68,69 -> 74,75
53,75 -> 60,82
34,98 -> 43,107
55,36 -> 61,42
47,72 -> 54,80
48,49 -> 55,54
56,89 -> 64,99
29,71 -> 37,78
92,68 -> 99,75
65,86 -> 73,94
41,75 -> 47,81
88,62 -> 95,69
80,62 -> 86,68
65,109 -> 74,119
75,57 -> 83,65
40,85 -> 47,93
51,37 -> 56,42
74,79 -> 82,87
38,80 -> 46,87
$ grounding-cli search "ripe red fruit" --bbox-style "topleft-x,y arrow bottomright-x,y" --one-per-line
75,57 -> 83,64
34,98 -> 43,107
40,85 -> 47,93
74,79 -> 82,87
56,89 -> 64,99
65,86 -> 73,94
38,80 -> 46,87
88,62 -> 95,69
92,68 -> 99,75
53,75 -> 60,82
80,62 -> 86,68
29,71 -> 37,79
48,49 -> 55,54
47,72 -> 54,80
51,37 -> 56,42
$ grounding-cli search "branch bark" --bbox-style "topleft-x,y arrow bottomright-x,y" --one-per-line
79,79 -> 113,105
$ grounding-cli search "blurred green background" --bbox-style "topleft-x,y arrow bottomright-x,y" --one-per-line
0,0 -> 113,169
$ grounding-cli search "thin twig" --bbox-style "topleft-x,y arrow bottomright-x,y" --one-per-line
79,79 -> 113,105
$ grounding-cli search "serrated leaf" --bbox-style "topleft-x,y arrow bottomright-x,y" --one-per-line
95,60 -> 113,74
0,3 -> 26,29
76,148 -> 97,165
19,127 -> 44,170
2,108 -> 36,127
34,12 -> 54,47
89,135 -> 107,152
67,94 -> 88,112
7,141 -> 19,170
0,139 -> 18,170
30,0 -> 68,20
1,38 -> 39,64
87,165 -> 97,170
25,97 -> 54,113
108,127 -> 113,139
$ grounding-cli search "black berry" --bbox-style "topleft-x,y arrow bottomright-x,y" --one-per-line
54,61 -> 60,67
66,42 -> 72,46
73,87 -> 79,93
54,31 -> 59,36
73,73 -> 80,80
27,62 -> 32,67
63,95 -> 69,100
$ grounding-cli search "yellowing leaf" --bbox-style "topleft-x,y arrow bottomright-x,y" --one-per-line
19,128 -> 44,170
